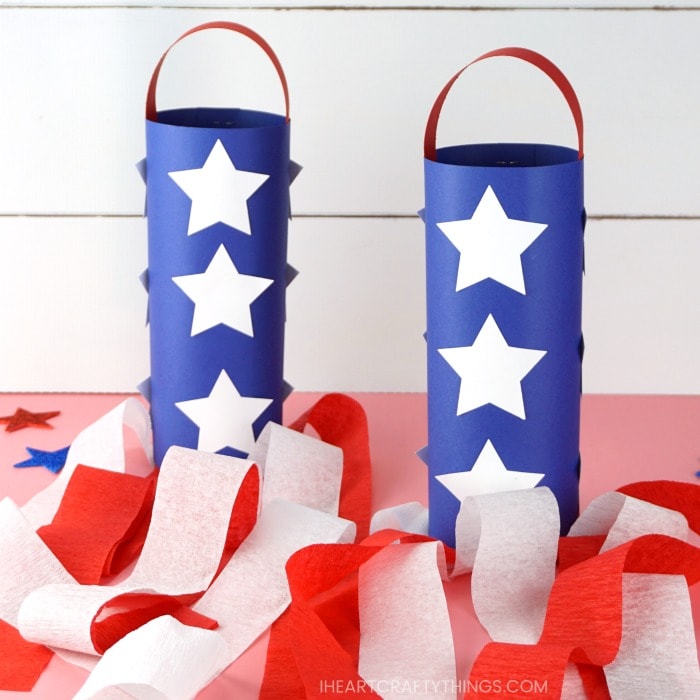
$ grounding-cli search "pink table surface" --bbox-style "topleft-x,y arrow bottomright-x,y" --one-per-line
0,392 -> 698,698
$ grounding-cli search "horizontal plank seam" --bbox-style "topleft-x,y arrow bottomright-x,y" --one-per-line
0,213 -> 697,221
3,5 -> 700,11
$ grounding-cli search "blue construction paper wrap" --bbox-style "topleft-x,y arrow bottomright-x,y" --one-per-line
424,142 -> 584,547
140,22 -> 295,465
146,107 -> 290,464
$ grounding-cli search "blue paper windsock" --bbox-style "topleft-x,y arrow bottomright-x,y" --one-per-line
423,48 -> 585,546
144,22 -> 296,464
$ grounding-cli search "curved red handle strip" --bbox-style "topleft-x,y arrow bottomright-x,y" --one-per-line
146,21 -> 290,123
424,47 -> 583,161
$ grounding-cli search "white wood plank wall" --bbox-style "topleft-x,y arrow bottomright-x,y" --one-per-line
0,1 -> 698,394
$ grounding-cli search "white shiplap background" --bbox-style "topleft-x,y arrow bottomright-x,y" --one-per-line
0,1 -> 698,394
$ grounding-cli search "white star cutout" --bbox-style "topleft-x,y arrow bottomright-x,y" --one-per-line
438,314 -> 546,419
175,370 -> 273,455
437,185 -> 548,294
169,139 -> 269,236
436,439 -> 544,502
172,244 -> 273,337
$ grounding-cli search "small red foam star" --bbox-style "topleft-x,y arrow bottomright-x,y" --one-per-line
0,408 -> 60,432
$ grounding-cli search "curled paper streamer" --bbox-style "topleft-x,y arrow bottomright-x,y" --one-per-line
2,393 -> 699,698
18,585 -> 217,657
250,421 -> 343,514
0,400 -> 153,684
369,488 -> 559,645
18,445 -> 261,654
21,398 -> 152,529
125,447 -> 259,593
259,532 -> 454,699
36,466 -> 156,584
618,479 -> 700,532
568,489 -> 689,552
370,501 -> 429,536
262,481 -> 699,698
193,500 -> 356,663
65,503 -> 355,700
469,490 -> 700,698
0,499 -> 78,689
0,499 -> 76,629
358,541 -> 456,699
455,487 -> 559,643
288,392 -> 373,540
0,618 -> 54,692
606,573 -> 700,699
0,395 -> 362,695
72,616 -> 230,700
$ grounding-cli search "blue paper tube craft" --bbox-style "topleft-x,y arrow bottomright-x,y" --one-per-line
422,48 -> 585,546
144,22 -> 294,464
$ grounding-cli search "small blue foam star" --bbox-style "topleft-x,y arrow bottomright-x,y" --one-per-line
14,446 -> 69,474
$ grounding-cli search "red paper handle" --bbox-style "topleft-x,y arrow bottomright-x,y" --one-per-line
146,21 -> 290,123
424,47 -> 583,161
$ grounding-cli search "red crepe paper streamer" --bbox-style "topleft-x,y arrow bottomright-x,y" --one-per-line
37,465 -> 157,584
213,465 -> 260,580
6,393 -> 699,697
0,619 -> 53,692
261,531 -> 441,699
0,466 -> 158,692
91,592 -> 218,655
576,664 -> 611,700
558,534 -> 606,571
85,465 -> 260,655
469,535 -> 700,698
260,394 -> 376,698
261,543 -> 381,699
289,393 -> 373,541
262,538 -> 401,698
468,484 -> 700,699
617,480 -> 700,532
0,461 -> 258,691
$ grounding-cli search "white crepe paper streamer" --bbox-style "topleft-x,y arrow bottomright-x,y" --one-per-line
605,573 -> 700,699
21,398 -> 153,529
19,583 -> 163,655
18,446 -> 259,653
358,541 -> 456,700
127,446 -> 258,592
561,664 -> 589,700
0,499 -> 75,627
454,488 -> 559,644
569,491 -> 689,552
249,422 -> 343,515
70,501 -> 355,700
73,615 -> 229,700
194,499 -> 356,661
370,501 -> 429,536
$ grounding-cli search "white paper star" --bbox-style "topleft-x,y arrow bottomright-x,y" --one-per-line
436,439 -> 544,502
175,370 -> 273,455
172,244 -> 273,337
169,139 -> 269,236
438,314 -> 546,419
437,185 -> 548,294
